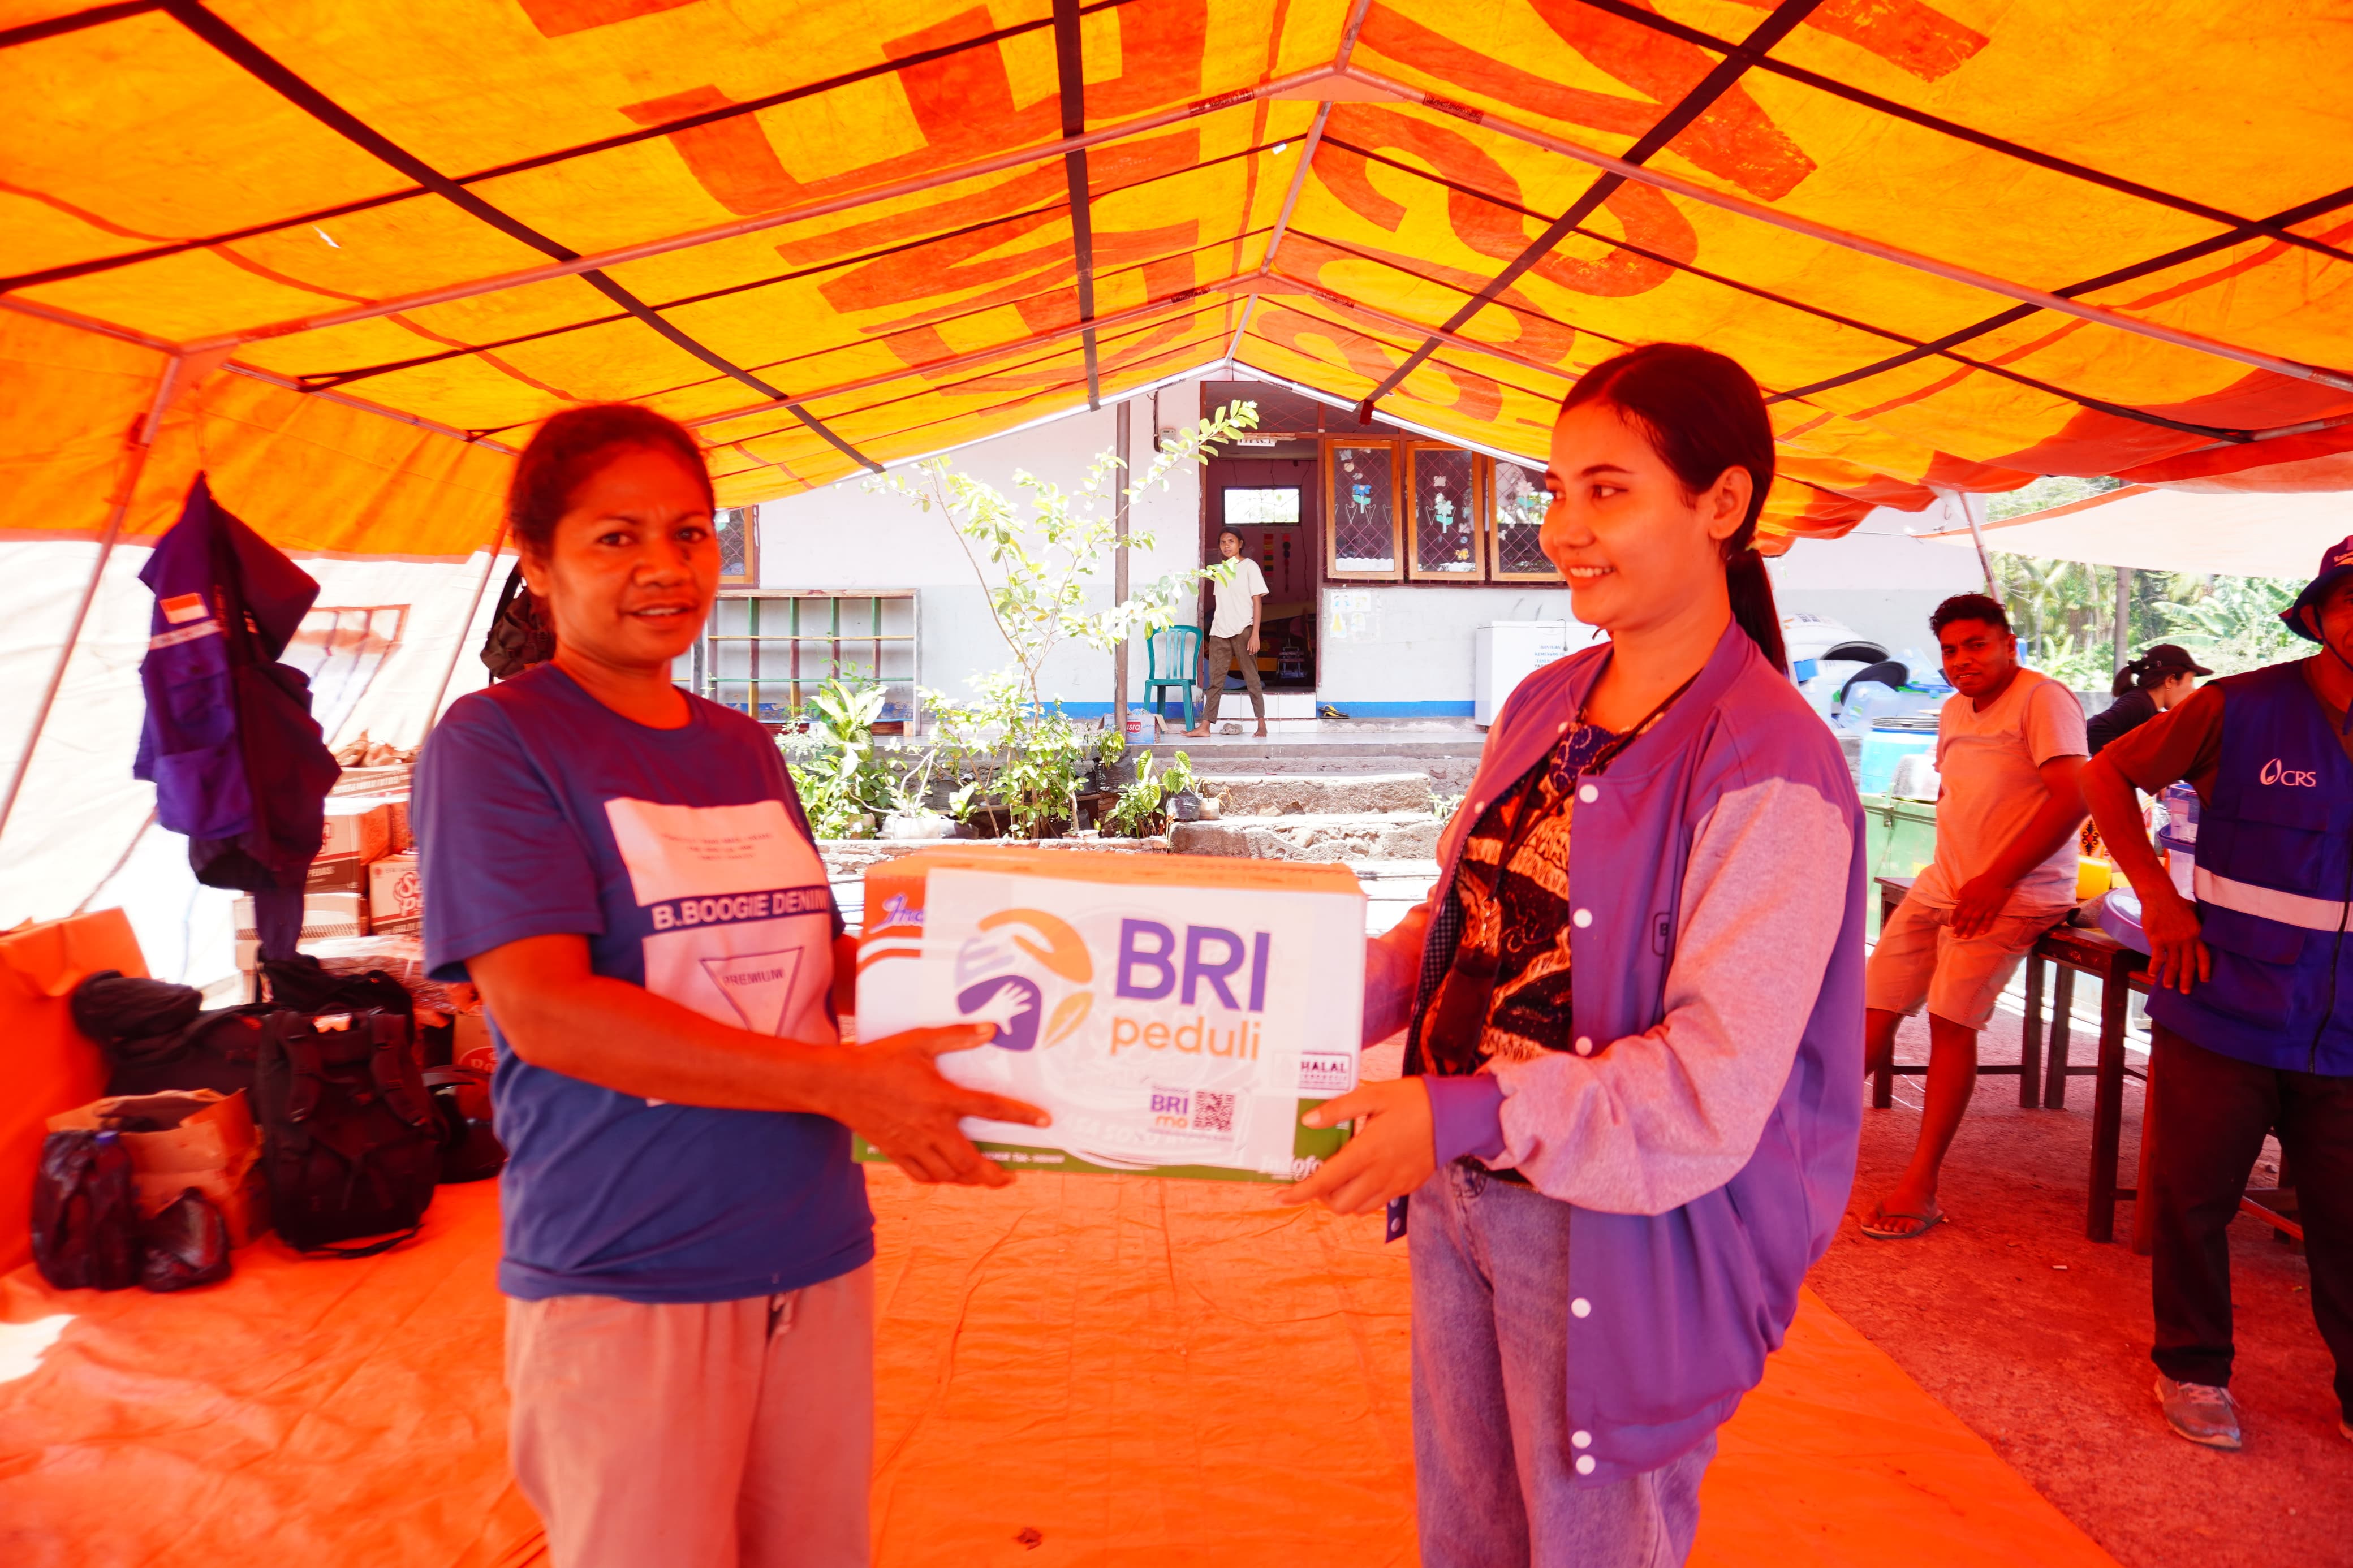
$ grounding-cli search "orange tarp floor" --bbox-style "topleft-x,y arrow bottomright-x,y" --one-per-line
1,1171 -> 2118,1568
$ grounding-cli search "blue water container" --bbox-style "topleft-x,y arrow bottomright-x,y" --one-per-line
2161,780 -> 2200,844
2156,827 -> 2195,898
1858,722 -> 1937,797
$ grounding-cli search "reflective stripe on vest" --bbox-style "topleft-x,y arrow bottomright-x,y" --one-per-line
2195,865 -> 2353,934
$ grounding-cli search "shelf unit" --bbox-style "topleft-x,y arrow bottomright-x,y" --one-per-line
676,589 -> 920,725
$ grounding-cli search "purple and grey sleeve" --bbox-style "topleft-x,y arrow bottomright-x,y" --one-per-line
1469,776 -> 1852,1212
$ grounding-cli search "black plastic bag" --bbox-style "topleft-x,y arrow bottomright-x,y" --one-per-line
424,1066 -> 507,1183
137,1187 -> 234,1291
31,1130 -> 140,1291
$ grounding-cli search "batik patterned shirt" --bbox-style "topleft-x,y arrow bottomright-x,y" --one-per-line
1415,721 -> 1618,1077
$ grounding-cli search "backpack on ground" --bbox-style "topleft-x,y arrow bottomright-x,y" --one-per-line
423,1065 -> 507,1184
253,1007 -> 438,1255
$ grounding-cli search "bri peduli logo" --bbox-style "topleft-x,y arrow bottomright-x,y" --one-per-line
953,909 -> 1094,1052
1107,918 -> 1270,1061
2260,757 -> 2318,787
948,911 -> 1280,1060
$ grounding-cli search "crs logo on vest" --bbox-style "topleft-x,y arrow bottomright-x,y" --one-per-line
2259,758 -> 2318,787
952,909 -> 1095,1052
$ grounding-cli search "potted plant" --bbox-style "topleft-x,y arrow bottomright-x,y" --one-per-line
1160,749 -> 1203,823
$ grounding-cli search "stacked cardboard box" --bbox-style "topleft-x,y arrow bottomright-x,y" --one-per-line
238,790 -> 413,986
368,850 -> 421,935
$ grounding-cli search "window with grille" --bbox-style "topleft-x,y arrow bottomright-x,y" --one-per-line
1325,442 -> 1399,578
715,507 -> 757,585
1408,445 -> 1480,579
1489,459 -> 1559,581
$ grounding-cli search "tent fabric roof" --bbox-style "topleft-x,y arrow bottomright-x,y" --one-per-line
6,0 -> 2353,561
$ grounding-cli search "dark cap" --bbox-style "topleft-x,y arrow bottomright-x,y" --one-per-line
2282,533 -> 2353,642
2137,643 -> 2212,677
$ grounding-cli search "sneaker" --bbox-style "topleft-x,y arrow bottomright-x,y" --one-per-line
2154,1375 -> 2242,1449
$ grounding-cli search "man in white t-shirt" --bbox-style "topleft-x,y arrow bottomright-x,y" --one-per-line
1188,526 -> 1268,737
1861,593 -> 2088,1239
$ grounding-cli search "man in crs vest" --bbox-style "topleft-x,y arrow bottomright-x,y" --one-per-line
2083,536 -> 2353,1453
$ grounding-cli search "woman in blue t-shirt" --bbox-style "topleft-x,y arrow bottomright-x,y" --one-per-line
416,404 -> 1046,1568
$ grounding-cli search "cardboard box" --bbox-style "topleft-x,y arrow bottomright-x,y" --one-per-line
451,1011 -> 495,1073
320,799 -> 392,862
47,1089 -> 269,1246
305,854 -> 369,895
856,848 -> 1364,1183
368,851 -> 421,935
234,893 -> 369,944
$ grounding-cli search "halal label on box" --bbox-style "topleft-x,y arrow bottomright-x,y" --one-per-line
855,849 -> 1364,1182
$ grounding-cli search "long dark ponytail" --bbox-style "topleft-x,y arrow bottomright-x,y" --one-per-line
1559,344 -> 1785,672
2111,653 -> 2169,697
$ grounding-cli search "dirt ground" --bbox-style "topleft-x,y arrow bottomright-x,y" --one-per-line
1809,1007 -> 2350,1568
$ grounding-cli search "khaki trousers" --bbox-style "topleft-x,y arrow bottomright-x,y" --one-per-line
506,1263 -> 875,1568
1199,630 -> 1264,724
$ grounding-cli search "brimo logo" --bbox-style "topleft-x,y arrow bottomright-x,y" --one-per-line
2259,758 -> 2318,787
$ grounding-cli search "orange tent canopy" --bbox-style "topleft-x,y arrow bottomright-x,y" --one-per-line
5,0 -> 2352,560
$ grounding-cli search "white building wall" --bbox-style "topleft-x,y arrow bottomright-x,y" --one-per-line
755,382 -> 1208,716
1318,585 -> 1584,707
756,399 -> 1989,716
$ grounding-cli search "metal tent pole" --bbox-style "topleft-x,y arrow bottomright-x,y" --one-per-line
2115,565 -> 2132,673
1114,398 -> 1131,733
421,518 -> 510,737
1949,490 -> 2001,601
0,355 -> 188,853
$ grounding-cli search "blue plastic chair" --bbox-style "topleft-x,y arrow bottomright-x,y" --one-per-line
1144,624 -> 1201,729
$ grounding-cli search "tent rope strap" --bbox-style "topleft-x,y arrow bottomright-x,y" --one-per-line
1342,63 -> 2353,399
0,353 -> 187,851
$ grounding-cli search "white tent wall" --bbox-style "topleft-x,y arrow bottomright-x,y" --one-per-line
755,381 -> 1210,716
1,541 -> 512,990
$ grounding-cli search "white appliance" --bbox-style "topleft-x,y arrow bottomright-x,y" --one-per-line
1475,621 -> 1587,726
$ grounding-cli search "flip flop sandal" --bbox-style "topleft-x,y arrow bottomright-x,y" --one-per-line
1860,1205 -> 1947,1241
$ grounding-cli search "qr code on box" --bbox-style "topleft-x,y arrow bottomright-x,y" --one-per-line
1192,1090 -> 1235,1133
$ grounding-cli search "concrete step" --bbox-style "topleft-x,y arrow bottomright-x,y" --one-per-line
1197,771 -> 1433,815
1169,811 -> 1441,861
1156,749 -> 1480,790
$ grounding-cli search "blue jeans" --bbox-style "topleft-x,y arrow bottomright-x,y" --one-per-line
1410,1162 -> 1713,1567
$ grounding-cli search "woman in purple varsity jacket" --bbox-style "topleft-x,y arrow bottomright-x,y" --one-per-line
1282,345 -> 1867,1566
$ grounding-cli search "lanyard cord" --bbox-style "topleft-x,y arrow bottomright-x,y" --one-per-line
1480,668 -> 1703,890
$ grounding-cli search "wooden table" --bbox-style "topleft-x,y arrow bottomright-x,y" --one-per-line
1872,878 -> 2148,1243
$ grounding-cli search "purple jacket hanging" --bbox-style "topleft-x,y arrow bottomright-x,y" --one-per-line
133,475 -> 340,892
